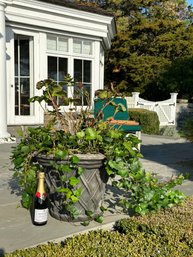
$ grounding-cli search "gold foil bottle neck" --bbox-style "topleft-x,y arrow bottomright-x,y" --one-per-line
38,172 -> 45,179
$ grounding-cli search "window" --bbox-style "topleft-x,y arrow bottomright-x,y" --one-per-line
47,35 -> 68,52
48,56 -> 68,105
73,39 -> 92,55
14,35 -> 33,116
74,59 -> 92,105
47,35 -> 93,107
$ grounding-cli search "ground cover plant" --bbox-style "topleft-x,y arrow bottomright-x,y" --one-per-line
4,196 -> 193,257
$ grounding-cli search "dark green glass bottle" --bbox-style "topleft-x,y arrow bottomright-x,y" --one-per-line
32,172 -> 48,226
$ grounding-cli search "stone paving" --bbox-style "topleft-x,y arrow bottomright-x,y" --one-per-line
0,134 -> 193,253
140,134 -> 193,195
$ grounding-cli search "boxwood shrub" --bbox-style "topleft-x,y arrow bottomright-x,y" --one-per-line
129,108 -> 160,134
5,197 -> 193,257
114,196 -> 193,256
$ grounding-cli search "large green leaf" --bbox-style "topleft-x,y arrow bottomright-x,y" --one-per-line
55,149 -> 68,159
95,215 -> 104,223
85,127 -> 98,140
76,131 -> 85,139
70,155 -> 80,164
21,192 -> 31,209
20,145 -> 30,154
70,195 -> 79,203
58,164 -> 72,173
108,160 -> 128,177
109,130 -> 122,139
69,177 -> 80,186
73,188 -> 82,197
77,166 -> 85,175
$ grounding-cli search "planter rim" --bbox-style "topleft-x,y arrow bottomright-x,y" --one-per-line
36,153 -> 105,161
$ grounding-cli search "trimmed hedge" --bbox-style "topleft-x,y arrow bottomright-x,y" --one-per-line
129,108 -> 160,134
114,196 -> 193,256
5,197 -> 193,257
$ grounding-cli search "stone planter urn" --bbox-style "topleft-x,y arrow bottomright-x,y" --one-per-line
36,153 -> 108,222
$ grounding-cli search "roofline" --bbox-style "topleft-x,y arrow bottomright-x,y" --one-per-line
38,0 -> 114,17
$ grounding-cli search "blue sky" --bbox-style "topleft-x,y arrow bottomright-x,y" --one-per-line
187,0 -> 193,5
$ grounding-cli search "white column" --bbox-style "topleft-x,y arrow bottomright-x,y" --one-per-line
0,1 -> 10,138
170,92 -> 178,103
170,93 -> 178,125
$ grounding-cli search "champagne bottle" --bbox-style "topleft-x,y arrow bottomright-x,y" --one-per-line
32,172 -> 48,226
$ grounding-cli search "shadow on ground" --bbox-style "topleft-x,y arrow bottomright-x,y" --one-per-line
141,140 -> 193,180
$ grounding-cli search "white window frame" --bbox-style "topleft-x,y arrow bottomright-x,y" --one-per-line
46,34 -> 94,111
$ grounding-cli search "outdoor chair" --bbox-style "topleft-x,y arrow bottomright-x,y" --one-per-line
94,97 -> 141,149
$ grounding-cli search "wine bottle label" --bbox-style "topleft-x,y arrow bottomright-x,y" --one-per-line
34,208 -> 48,223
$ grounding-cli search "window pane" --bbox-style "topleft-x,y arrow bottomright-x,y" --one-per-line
58,37 -> 68,52
74,59 -> 82,81
20,78 -> 30,94
59,58 -> 68,81
83,41 -> 92,55
74,83 -> 91,106
83,83 -> 91,105
14,35 -> 33,116
48,57 -> 57,80
15,78 -> 19,115
14,40 -> 18,76
73,39 -> 82,54
84,60 -> 91,83
58,58 -> 68,105
15,78 -> 30,116
47,57 -> 68,106
20,39 -> 29,76
20,78 -> 30,115
47,35 -> 57,50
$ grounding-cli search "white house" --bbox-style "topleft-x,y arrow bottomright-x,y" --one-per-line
0,0 -> 116,139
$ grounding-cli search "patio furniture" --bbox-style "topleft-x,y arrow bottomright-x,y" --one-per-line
94,97 -> 141,148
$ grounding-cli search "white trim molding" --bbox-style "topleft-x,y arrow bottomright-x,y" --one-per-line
0,1 -> 10,138
5,0 -> 116,49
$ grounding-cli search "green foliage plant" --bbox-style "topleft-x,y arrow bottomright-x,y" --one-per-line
11,75 -> 186,221
129,108 -> 160,134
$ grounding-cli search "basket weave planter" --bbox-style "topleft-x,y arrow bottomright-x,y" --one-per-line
36,153 -> 108,222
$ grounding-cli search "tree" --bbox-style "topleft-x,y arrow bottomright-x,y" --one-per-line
103,0 -> 193,100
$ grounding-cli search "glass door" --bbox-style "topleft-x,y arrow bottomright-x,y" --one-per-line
14,35 -> 33,116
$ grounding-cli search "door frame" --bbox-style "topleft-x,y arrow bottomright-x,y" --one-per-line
6,27 -> 44,125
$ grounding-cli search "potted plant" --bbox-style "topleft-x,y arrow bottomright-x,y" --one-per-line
11,75 -> 186,223
11,75 -> 142,222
